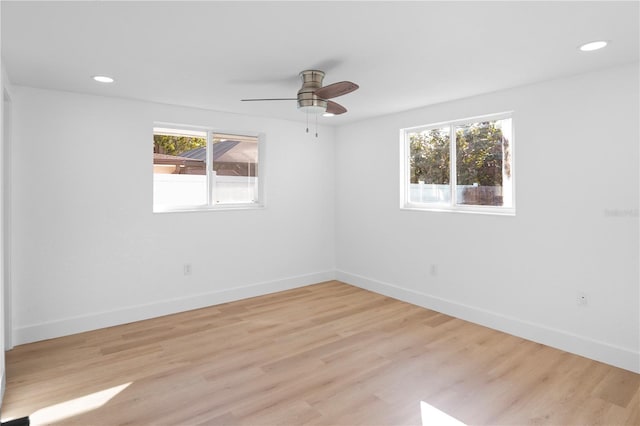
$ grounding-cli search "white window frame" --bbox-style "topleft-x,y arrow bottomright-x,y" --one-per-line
153,123 -> 265,213
400,112 -> 515,216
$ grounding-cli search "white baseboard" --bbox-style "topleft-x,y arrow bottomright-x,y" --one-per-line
14,270 -> 336,346
336,270 -> 640,374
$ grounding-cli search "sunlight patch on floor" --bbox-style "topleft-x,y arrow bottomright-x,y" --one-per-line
421,401 -> 466,426
29,382 -> 131,425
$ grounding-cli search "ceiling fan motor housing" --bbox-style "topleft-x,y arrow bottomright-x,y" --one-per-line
297,70 -> 328,113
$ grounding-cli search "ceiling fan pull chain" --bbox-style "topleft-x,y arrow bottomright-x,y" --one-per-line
306,111 -> 309,133
315,114 -> 319,138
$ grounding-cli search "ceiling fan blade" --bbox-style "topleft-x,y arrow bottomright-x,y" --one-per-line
241,98 -> 297,102
326,100 -> 347,115
314,81 -> 359,100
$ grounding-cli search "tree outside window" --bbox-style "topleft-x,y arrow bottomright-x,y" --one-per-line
404,115 -> 513,212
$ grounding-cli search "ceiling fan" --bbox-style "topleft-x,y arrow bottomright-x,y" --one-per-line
241,70 -> 359,117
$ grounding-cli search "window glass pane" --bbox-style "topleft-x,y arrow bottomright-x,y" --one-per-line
455,118 -> 512,207
153,128 -> 207,209
211,133 -> 259,204
408,126 -> 451,204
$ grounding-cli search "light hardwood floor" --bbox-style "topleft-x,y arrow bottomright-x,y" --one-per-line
2,281 -> 638,425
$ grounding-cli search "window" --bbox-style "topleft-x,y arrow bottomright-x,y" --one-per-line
153,126 -> 262,212
401,113 -> 514,215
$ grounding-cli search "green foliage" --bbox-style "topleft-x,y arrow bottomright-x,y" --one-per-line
153,135 -> 206,156
409,128 -> 450,184
409,121 -> 510,186
456,121 -> 509,186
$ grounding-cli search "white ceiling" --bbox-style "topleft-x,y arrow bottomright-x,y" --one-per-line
2,1 -> 639,125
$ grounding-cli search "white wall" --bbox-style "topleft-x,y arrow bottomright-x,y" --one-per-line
0,66 -> 13,409
11,87 -> 336,343
3,72 -> 14,355
335,64 -> 639,373
0,3 -> 5,405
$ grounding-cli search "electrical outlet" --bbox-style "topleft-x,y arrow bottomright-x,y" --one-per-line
183,263 -> 192,276
576,291 -> 588,306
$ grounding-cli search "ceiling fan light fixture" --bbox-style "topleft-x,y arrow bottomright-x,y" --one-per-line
323,112 -> 335,117
299,105 -> 327,114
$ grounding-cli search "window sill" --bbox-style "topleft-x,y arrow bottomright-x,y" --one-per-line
401,204 -> 515,216
154,203 -> 265,214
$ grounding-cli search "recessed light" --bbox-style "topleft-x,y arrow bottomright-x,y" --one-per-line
92,75 -> 115,83
579,41 -> 608,52
322,112 -> 335,117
